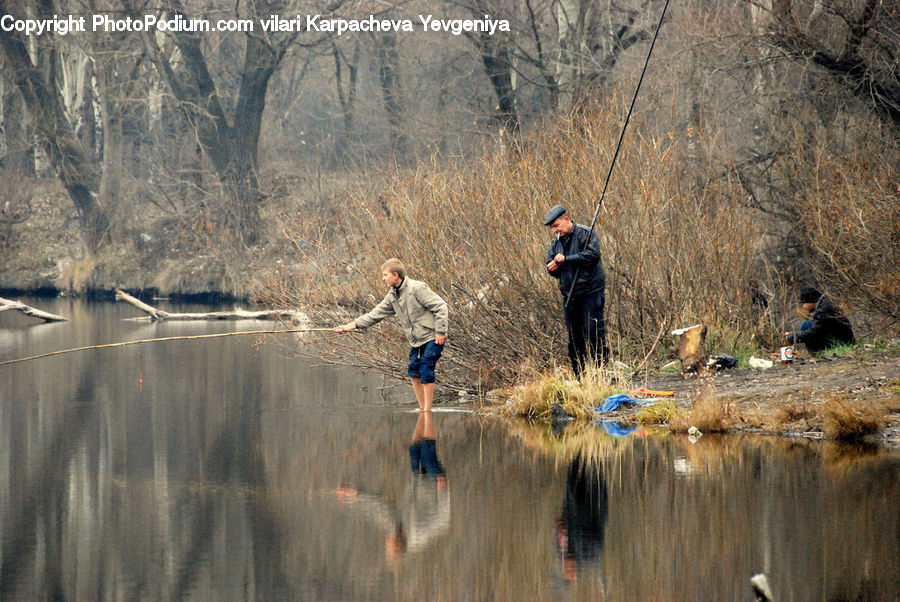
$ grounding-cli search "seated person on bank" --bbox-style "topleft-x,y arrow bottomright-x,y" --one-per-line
784,287 -> 855,354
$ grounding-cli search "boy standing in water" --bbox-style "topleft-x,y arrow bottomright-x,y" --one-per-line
335,258 -> 448,411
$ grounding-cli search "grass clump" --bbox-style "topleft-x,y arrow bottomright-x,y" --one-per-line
635,400 -> 682,425
668,378 -> 731,433
818,342 -> 858,359
774,401 -> 813,426
822,397 -> 884,442
499,364 -> 631,421
670,396 -> 731,433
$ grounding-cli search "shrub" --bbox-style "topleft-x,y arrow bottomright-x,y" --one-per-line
264,103 -> 763,392
497,364 -> 630,421
777,122 -> 900,332
822,397 -> 884,442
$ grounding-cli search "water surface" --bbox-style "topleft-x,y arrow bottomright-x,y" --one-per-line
0,298 -> 897,600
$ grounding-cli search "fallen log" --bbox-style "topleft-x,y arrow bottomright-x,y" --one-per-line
0,296 -> 68,322
115,289 -> 308,324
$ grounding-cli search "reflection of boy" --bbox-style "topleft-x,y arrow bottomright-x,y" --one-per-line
410,410 -> 446,481
334,412 -> 450,560
784,287 -> 854,354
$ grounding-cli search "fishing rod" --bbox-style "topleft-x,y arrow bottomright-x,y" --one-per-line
0,327 -> 355,366
564,0 -> 671,308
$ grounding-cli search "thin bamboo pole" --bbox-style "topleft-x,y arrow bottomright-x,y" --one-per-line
0,327 -> 351,366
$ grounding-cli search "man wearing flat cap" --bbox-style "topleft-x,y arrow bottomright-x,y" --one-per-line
784,286 -> 854,354
543,205 -> 609,376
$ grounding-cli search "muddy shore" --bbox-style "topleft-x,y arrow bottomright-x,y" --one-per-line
602,347 -> 900,447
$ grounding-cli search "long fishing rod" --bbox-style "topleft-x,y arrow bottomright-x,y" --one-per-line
0,327 -> 353,366
564,0 -> 671,308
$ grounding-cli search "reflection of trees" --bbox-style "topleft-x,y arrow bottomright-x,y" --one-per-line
0,373 -> 97,599
168,399 -> 291,599
0,346 -> 296,598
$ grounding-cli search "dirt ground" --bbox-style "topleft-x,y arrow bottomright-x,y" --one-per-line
618,346 -> 900,447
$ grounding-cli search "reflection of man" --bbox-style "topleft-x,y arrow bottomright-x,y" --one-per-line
335,412 -> 450,560
544,205 -> 609,376
555,453 -> 608,583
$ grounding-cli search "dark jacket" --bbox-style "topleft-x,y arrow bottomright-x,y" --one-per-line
546,224 -> 605,296
789,296 -> 855,353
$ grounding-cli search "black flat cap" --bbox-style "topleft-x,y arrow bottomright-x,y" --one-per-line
543,205 -> 566,226
799,287 -> 822,303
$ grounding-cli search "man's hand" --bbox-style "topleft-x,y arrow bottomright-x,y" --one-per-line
547,254 -> 565,272
334,322 -> 356,333
435,334 -> 446,345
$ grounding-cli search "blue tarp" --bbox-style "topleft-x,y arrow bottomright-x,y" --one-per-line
596,421 -> 636,437
595,393 -> 655,414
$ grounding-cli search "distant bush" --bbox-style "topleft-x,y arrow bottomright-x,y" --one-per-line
775,120 -> 900,333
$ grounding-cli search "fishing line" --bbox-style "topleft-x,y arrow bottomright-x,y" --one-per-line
0,327 -> 350,366
564,0 -> 671,308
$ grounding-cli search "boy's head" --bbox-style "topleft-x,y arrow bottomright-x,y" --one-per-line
381,258 -> 405,287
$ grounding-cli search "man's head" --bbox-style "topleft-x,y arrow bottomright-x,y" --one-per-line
543,205 -> 574,236
799,286 -> 822,311
381,258 -> 405,287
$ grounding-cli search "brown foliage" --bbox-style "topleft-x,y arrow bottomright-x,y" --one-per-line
264,103 -> 764,391
783,139 -> 900,328
822,397 -> 885,442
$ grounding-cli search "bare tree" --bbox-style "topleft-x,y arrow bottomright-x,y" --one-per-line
554,0 -> 658,114
0,4 -> 110,252
143,0 -> 303,243
751,0 -> 900,128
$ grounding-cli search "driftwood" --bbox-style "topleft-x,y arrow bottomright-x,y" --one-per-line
0,296 -> 68,322
115,289 -> 308,324
670,324 -> 708,377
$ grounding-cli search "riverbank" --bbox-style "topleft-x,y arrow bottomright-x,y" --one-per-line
5,180 -> 900,449
0,179 -> 292,301
591,346 -> 900,446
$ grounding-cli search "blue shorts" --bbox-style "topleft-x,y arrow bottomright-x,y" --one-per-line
408,340 -> 444,384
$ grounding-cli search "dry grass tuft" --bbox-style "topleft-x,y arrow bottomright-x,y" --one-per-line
635,400 -> 681,425
670,396 -> 731,433
498,364 -> 631,421
822,397 -> 885,441
880,379 -> 900,395
774,401 -> 813,426
669,378 -> 731,433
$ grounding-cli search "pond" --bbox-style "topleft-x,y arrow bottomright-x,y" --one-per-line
0,298 -> 897,600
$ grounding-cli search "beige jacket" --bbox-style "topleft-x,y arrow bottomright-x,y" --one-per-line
354,278 -> 449,347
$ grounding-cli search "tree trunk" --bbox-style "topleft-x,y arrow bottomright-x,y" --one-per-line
0,297 -> 68,322
0,79 -> 35,175
146,4 -> 290,244
374,33 -> 407,159
472,34 -> 520,137
332,41 -> 359,162
0,11 -> 109,252
116,289 -> 307,323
